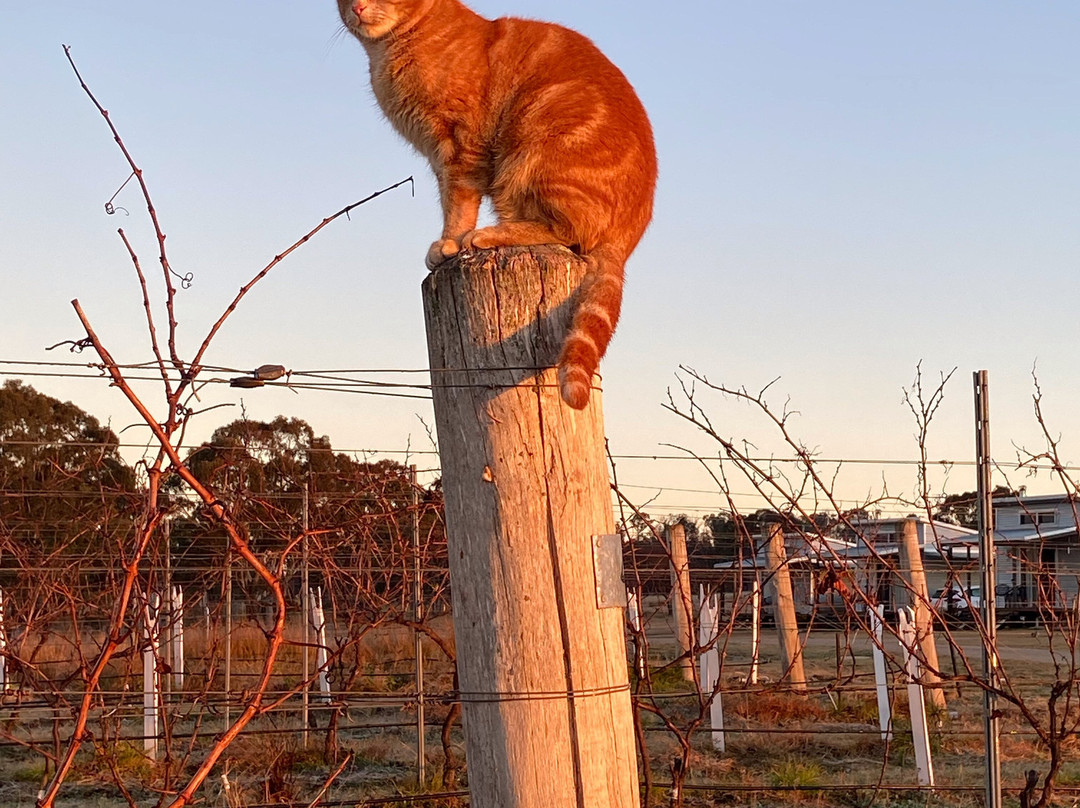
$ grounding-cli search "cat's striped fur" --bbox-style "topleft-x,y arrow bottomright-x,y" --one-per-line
338,0 -> 657,408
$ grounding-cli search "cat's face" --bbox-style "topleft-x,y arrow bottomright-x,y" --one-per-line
338,0 -> 431,41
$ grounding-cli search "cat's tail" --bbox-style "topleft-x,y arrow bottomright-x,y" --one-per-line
557,245 -> 626,409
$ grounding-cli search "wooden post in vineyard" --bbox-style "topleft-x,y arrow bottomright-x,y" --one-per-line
422,246 -> 638,808
764,523 -> 806,689
667,522 -> 694,680
897,517 -> 946,710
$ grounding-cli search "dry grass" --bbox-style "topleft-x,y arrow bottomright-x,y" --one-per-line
4,620 -> 1078,808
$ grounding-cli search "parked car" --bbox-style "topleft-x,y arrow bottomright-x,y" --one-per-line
932,585 -> 982,611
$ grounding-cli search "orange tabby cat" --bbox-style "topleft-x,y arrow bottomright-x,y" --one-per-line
338,0 -> 657,409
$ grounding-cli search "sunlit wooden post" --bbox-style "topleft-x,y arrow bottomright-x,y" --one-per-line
764,523 -> 805,689
897,517 -> 946,710
423,246 -> 638,808
667,522 -> 694,680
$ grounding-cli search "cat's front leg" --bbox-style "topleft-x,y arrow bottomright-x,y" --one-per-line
427,167 -> 483,269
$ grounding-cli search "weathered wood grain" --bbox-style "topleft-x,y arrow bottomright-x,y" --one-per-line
422,246 -> 638,808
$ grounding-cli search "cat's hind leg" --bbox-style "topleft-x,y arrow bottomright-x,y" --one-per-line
460,221 -> 571,251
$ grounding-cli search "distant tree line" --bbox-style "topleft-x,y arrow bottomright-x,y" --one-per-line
0,380 -> 446,616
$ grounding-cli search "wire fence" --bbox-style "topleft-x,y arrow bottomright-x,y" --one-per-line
6,360 -> 1080,807
3,461 -> 1080,808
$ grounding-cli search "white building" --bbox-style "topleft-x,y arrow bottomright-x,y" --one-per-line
993,493 -> 1080,608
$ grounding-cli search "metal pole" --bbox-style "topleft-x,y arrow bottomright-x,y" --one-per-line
974,370 -> 1002,808
164,518 -> 172,698
0,587 -> 6,692
411,465 -> 426,785
224,550 -> 232,731
302,484 -> 311,745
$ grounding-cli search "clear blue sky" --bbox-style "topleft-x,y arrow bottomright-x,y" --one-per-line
4,2 -> 1080,517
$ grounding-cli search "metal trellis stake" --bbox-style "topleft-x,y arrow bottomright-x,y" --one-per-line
0,587 -> 7,692
302,483 -> 311,745
411,465 -> 426,785
974,369 -> 1002,808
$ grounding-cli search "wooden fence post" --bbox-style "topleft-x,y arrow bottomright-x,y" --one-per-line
667,523 -> 694,681
422,246 -> 638,808
897,517 -> 946,711
764,523 -> 806,689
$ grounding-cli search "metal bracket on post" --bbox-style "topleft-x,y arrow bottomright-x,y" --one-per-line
592,534 -> 625,609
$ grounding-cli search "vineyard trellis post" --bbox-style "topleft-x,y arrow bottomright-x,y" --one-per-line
897,516 -> 945,710
302,483 -> 311,745
224,550 -> 233,731
749,579 -> 761,686
974,369 -> 1002,808
143,593 -> 161,760
870,605 -> 892,742
170,585 -> 184,693
627,587 -> 646,681
667,522 -> 694,681
697,587 -> 725,752
309,587 -> 330,703
0,587 -> 6,692
764,523 -> 805,688
898,607 -> 935,786
410,464 -> 426,786
422,246 -> 638,808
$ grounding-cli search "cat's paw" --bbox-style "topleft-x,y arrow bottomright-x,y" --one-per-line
426,238 -> 460,269
460,228 -> 495,251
